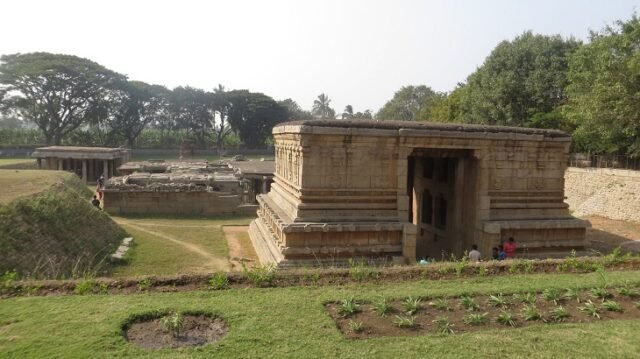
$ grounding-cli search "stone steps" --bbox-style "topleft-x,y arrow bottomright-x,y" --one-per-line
110,237 -> 133,262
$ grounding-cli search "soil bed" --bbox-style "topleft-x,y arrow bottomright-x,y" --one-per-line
124,313 -> 228,349
326,287 -> 640,339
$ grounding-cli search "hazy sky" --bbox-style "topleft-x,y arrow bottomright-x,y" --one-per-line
2,0 -> 639,115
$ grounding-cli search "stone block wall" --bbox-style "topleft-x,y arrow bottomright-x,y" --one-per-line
104,191 -> 252,216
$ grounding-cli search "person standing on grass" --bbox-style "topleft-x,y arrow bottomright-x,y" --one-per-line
91,195 -> 101,210
503,237 -> 517,258
469,244 -> 481,262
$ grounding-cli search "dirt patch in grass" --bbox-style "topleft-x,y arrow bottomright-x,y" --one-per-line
327,287 -> 640,339
223,226 -> 258,269
124,313 -> 228,349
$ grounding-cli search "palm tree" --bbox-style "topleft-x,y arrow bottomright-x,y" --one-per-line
312,93 -> 335,119
342,105 -> 354,119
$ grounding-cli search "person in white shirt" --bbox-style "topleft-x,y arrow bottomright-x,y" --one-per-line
469,244 -> 481,263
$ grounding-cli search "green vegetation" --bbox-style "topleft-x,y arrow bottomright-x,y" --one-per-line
3,272 -> 640,357
208,272 -> 229,290
487,293 -> 510,308
580,300 -> 602,319
602,300 -> 623,313
393,315 -> 417,328
513,292 -> 537,304
496,310 -> 517,327
243,264 -> 277,288
459,296 -> 480,311
428,298 -> 451,311
338,297 -> 359,317
347,258 -> 380,281
521,305 -> 542,321
347,320 -> 365,333
0,171 -> 126,278
432,316 -> 455,335
159,311 -> 184,338
542,288 -> 564,305
463,312 -> 489,326
372,296 -> 392,317
549,306 -> 570,322
402,296 -> 422,315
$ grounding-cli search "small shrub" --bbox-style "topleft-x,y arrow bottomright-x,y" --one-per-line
348,320 -> 365,333
160,311 -> 184,337
338,297 -> 360,317
463,312 -> 489,326
432,315 -> 454,334
541,288 -> 564,305
549,306 -> 569,322
563,287 -> 581,303
402,296 -> 422,315
454,255 -> 468,277
513,292 -> 537,304
208,272 -> 229,290
1,271 -> 17,290
348,259 -> 379,281
602,247 -> 628,266
372,297 -> 392,317
488,293 -> 510,308
580,300 -> 601,319
137,278 -> 152,291
590,287 -> 613,301
602,300 -> 623,313
429,298 -> 450,311
437,265 -> 453,275
496,311 -> 517,327
74,279 -> 107,295
617,283 -> 640,298
243,264 -> 277,287
477,266 -> 487,277
521,305 -> 542,321
393,315 -> 416,328
509,259 -> 535,274
459,296 -> 480,311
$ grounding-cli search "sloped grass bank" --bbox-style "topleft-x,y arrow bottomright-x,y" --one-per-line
1,272 -> 640,358
0,172 -> 126,278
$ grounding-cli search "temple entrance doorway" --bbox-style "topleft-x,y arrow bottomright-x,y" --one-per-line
407,149 -> 475,261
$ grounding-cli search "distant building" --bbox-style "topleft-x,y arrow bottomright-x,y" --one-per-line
32,146 -> 130,183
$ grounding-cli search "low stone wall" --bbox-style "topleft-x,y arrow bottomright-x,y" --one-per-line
104,190 -> 257,216
565,167 -> 640,222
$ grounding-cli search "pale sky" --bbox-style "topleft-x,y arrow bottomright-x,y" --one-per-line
2,0 -> 639,115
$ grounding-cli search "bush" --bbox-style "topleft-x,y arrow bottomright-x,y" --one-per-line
242,264 -> 277,287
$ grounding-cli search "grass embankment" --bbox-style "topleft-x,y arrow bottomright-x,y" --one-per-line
2,271 -> 640,358
111,216 -> 256,276
0,170 -> 126,278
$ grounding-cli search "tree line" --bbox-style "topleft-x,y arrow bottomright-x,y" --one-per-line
0,53 -> 307,149
375,15 -> 640,157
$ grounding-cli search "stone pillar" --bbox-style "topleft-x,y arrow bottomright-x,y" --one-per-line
58,159 -> 63,171
82,160 -> 87,183
103,160 -> 109,180
402,223 -> 417,264
36,158 -> 42,169
262,177 -> 268,194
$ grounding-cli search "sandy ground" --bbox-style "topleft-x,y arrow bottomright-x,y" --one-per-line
584,215 -> 640,253
223,226 -> 259,269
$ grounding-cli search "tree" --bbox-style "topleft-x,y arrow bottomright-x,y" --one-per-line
278,98 -> 313,121
209,84 -> 234,155
376,85 -> 443,121
0,52 -> 126,145
227,90 -> 288,148
167,86 -> 212,147
565,15 -> 640,156
111,81 -> 170,147
342,105 -> 354,119
458,32 -> 580,126
312,93 -> 335,119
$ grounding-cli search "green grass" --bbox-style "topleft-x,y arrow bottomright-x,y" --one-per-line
2,271 -> 640,358
112,216 -> 253,277
0,158 -> 34,166
0,169 -> 68,204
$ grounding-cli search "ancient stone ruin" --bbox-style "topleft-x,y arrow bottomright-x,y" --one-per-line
103,160 -> 273,216
249,119 -> 589,267
32,146 -> 130,183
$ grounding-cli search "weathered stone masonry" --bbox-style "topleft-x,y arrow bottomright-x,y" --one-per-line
249,120 -> 589,267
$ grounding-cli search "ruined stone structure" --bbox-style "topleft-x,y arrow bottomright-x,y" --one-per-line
103,160 -> 273,216
249,120 -> 589,267
32,146 -> 129,183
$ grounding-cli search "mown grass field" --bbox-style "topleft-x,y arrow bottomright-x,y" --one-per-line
0,169 -> 70,205
2,271 -> 640,358
0,158 -> 34,166
112,216 -> 255,277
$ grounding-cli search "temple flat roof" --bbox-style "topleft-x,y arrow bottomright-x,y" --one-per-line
274,119 -> 570,139
32,146 -> 129,160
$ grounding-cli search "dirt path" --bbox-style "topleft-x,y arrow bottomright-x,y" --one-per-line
116,220 -> 231,271
223,226 -> 252,269
584,216 -> 640,253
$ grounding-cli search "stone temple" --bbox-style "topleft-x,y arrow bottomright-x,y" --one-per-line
249,119 -> 589,267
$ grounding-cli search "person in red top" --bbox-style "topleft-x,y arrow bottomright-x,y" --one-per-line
503,237 -> 517,258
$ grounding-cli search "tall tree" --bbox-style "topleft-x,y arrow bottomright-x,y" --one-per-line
312,93 -> 335,119
342,105 -> 354,119
167,86 -> 212,147
458,32 -> 581,126
0,52 -> 125,145
565,15 -> 640,156
278,98 -> 313,121
210,84 -> 233,154
376,85 -> 442,121
227,90 -> 288,148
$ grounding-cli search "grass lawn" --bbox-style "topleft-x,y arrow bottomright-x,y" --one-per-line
112,216 -> 255,277
0,169 -> 68,204
0,158 -> 34,166
2,271 -> 640,358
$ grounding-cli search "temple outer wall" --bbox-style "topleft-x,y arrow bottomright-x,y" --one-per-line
104,191 -> 257,216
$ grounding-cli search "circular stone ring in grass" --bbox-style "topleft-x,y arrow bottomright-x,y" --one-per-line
122,311 -> 228,349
